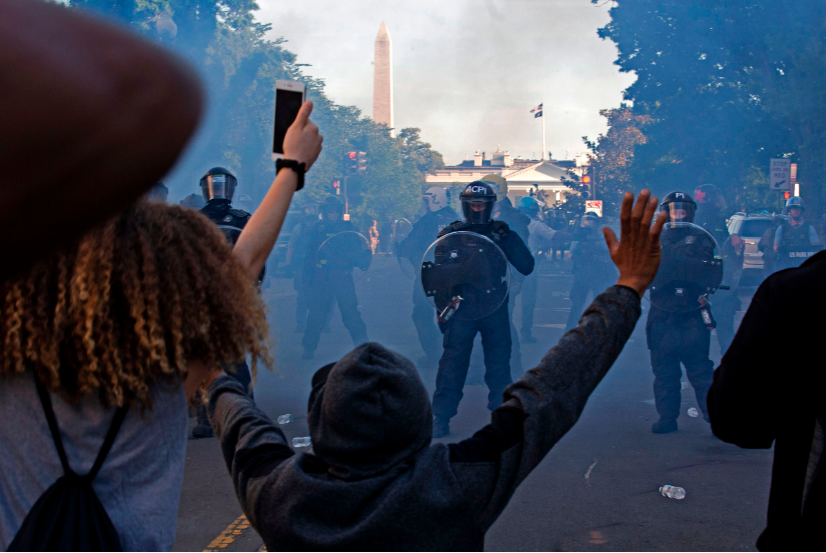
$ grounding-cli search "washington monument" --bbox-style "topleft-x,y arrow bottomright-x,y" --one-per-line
373,21 -> 393,131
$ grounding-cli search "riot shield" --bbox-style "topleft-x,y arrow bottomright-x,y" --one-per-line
394,218 -> 415,280
420,231 -> 511,321
216,224 -> 243,246
645,222 -> 723,313
317,231 -> 372,273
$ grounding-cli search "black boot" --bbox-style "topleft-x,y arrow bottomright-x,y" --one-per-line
433,416 -> 450,439
652,418 -> 678,434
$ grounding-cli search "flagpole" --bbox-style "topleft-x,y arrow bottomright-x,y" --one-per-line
541,100 -> 546,161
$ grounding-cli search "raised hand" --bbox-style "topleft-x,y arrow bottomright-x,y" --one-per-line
603,190 -> 668,298
283,101 -> 323,170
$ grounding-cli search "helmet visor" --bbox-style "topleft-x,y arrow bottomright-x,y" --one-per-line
463,198 -> 494,224
665,201 -> 695,223
201,174 -> 237,201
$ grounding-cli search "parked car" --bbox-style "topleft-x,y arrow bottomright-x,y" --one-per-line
726,212 -> 776,278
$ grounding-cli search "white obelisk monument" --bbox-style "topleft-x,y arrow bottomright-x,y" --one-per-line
373,21 -> 394,132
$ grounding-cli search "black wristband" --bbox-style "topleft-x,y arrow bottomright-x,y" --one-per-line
275,158 -> 306,191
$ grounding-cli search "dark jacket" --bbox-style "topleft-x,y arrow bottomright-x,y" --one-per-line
302,219 -> 369,284
397,207 -> 458,265
208,285 -> 641,551
708,250 -> 826,551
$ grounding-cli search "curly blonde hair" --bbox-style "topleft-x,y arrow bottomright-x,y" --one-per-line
0,201 -> 272,408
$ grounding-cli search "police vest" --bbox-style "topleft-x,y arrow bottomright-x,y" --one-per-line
778,222 -> 818,260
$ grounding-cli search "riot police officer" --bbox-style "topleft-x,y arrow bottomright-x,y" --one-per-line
193,167 -> 256,438
774,197 -> 822,271
301,196 -> 370,360
693,184 -> 729,246
397,187 -> 459,367
431,181 -> 534,438
565,212 -> 618,331
647,191 -> 718,433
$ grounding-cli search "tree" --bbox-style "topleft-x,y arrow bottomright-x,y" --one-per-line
584,107 -> 651,216
594,0 -> 824,214
72,0 -> 444,224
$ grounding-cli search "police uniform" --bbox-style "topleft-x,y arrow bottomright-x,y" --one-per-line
565,217 -> 618,331
714,235 -> 744,355
775,220 -> 822,271
647,215 -> 718,432
430,182 -> 534,437
398,205 -> 459,366
301,215 -> 370,358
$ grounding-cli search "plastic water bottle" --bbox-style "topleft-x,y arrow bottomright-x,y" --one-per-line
292,436 -> 312,448
659,485 -> 686,499
687,407 -> 699,418
277,414 -> 292,425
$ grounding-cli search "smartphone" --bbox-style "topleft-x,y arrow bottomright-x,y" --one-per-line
272,80 -> 306,161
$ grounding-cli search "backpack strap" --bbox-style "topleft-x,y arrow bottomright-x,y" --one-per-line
34,374 -> 72,476
34,373 -> 129,481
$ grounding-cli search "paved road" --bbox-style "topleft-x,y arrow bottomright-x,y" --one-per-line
174,255 -> 771,551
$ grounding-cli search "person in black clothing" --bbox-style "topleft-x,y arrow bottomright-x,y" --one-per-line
192,167 -> 258,439
647,191 -> 719,434
397,187 -> 458,368
565,212 -> 618,330
301,197 -> 370,360
693,183 -> 730,246
714,233 -> 744,355
708,250 -> 826,551
431,181 -> 534,438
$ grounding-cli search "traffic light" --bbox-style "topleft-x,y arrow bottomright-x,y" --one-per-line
357,151 -> 367,175
784,191 -> 791,200
346,151 -> 358,174
582,175 -> 591,185
333,180 -> 341,195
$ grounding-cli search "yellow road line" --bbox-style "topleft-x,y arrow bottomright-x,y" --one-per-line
203,514 -> 251,551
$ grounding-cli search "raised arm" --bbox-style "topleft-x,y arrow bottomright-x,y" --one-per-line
450,191 -> 668,529
0,0 -> 202,278
233,101 -> 323,281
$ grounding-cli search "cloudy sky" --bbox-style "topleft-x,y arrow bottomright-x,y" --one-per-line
256,0 -> 634,165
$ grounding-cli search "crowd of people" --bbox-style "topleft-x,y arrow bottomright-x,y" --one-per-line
2,2 -> 824,551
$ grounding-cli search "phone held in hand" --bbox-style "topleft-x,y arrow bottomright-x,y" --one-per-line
272,80 -> 306,161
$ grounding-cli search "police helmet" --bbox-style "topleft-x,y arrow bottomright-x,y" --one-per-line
661,191 -> 697,223
581,211 -> 600,227
180,193 -> 206,210
423,187 -> 449,212
694,184 -> 725,208
518,196 -> 540,217
460,181 -> 497,224
322,196 -> 344,219
786,196 -> 805,211
146,181 -> 168,203
200,167 -> 237,202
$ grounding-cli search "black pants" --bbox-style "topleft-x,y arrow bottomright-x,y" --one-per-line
713,291 -> 740,356
647,310 -> 714,421
506,285 -> 524,376
412,278 -> 441,362
302,271 -> 368,354
521,261 -> 539,337
432,302 -> 512,420
294,272 -> 309,331
566,269 -> 616,330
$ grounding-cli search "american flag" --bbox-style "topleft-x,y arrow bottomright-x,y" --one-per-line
530,103 -> 543,118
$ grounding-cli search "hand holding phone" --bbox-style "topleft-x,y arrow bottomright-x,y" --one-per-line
283,101 -> 323,170
272,80 -> 306,161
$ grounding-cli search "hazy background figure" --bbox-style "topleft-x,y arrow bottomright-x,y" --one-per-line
146,181 -> 170,203
369,220 -> 379,254
286,204 -> 319,333
398,187 -> 458,369
301,197 -> 371,361
180,193 -> 206,210
715,234 -> 745,355
693,184 -> 730,246
518,197 -> 556,343
565,212 -> 617,331
773,197 -> 822,271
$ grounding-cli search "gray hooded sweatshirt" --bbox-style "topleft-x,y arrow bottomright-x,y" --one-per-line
208,285 -> 640,551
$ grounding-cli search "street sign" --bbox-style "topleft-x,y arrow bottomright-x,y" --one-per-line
770,158 -> 791,190
790,163 -> 797,184
585,200 -> 603,217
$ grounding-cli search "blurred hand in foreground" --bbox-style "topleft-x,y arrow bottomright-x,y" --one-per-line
283,101 -> 323,170
603,190 -> 668,298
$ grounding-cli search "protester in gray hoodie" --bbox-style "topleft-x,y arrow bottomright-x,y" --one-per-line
206,191 -> 667,551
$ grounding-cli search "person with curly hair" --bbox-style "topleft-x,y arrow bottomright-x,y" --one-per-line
0,101 -> 323,550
